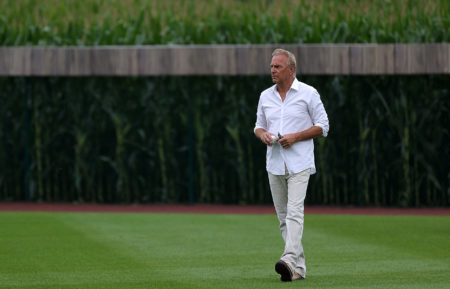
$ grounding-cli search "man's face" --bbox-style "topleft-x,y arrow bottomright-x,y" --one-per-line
270,54 -> 293,84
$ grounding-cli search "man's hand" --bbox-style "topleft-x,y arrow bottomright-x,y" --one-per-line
255,129 -> 277,146
278,133 -> 296,149
260,131 -> 277,146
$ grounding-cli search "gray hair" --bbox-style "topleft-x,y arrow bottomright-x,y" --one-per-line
272,48 -> 297,71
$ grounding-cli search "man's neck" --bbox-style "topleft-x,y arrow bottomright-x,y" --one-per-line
276,78 -> 294,94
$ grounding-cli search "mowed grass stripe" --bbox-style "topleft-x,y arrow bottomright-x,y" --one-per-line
0,213 -> 146,288
0,212 -> 448,289
304,215 -> 450,289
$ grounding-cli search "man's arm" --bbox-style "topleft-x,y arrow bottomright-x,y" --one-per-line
278,126 -> 323,149
310,90 -> 329,137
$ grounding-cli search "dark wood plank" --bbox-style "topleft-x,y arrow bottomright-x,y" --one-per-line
351,44 -> 394,74
298,45 -> 350,75
0,47 -> 31,75
0,44 -> 447,76
425,44 -> 448,74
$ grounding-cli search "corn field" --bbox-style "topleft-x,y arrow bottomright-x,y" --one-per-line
0,76 -> 448,206
0,0 -> 448,206
1,0 -> 448,45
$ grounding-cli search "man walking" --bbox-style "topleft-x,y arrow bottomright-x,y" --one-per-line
254,48 -> 329,281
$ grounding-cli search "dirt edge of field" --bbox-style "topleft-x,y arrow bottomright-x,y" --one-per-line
0,202 -> 448,216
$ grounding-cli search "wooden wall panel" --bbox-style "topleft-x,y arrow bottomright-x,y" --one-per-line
0,47 -> 31,75
350,45 -> 394,74
0,44 -> 448,76
298,45 -> 350,74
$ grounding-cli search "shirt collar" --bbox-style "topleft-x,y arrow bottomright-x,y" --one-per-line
272,78 -> 300,94
291,78 -> 301,91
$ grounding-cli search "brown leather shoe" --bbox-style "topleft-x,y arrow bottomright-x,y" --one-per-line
275,260 -> 293,282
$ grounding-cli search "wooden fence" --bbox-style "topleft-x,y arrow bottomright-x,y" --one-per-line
0,43 -> 448,76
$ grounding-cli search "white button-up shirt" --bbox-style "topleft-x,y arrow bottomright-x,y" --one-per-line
254,78 -> 329,175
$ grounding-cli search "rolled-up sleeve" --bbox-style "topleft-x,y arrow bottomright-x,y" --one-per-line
310,90 -> 329,137
254,95 -> 267,133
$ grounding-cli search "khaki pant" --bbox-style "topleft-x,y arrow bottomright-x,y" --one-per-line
268,168 -> 310,278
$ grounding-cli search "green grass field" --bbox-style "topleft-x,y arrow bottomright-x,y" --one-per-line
0,211 -> 448,289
